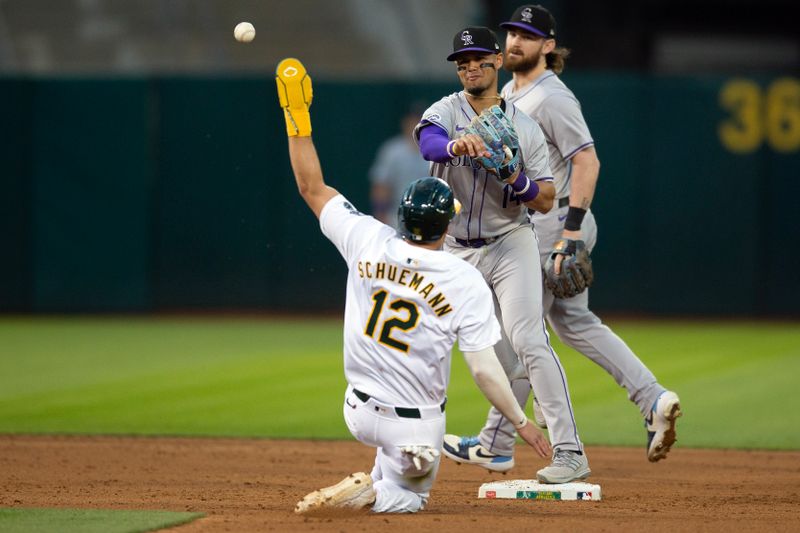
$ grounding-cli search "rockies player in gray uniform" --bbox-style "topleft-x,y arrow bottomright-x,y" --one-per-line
415,26 -> 590,483
444,5 -> 682,468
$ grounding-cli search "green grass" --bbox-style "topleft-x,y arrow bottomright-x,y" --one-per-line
0,508 -> 203,533
0,316 -> 798,450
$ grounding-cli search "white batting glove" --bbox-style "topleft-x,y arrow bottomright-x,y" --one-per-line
400,445 -> 440,470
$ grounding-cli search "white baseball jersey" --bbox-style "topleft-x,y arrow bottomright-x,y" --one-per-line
413,93 -> 553,241
319,194 -> 501,407
502,72 -> 594,201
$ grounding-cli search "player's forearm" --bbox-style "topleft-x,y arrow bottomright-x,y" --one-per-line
288,136 -> 338,218
563,148 -> 599,234
277,58 -> 337,218
523,180 -> 555,213
288,136 -> 324,194
418,124 -> 455,163
568,148 -> 600,210
463,348 -> 527,429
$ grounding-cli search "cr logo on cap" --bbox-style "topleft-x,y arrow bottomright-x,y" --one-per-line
521,7 -> 533,22
461,31 -> 474,45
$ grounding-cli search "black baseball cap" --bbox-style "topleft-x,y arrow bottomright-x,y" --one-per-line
500,5 -> 556,39
446,26 -> 501,61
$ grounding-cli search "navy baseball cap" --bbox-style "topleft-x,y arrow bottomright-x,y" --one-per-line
500,5 -> 556,39
447,26 -> 501,61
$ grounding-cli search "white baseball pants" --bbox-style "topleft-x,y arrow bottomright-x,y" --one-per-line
342,385 -> 445,513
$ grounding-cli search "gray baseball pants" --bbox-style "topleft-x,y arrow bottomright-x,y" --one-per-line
445,224 -> 584,453
477,207 -> 666,456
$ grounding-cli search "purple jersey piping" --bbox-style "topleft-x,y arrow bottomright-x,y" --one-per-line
540,316 -> 581,447
466,166 -> 478,240
563,141 -> 595,160
459,105 -> 473,123
477,173 -> 488,238
506,72 -> 556,104
460,95 -> 478,240
487,417 -> 505,452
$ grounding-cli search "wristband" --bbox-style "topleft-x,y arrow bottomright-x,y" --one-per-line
446,140 -> 457,158
514,418 -> 528,430
508,173 -> 540,202
564,206 -> 587,231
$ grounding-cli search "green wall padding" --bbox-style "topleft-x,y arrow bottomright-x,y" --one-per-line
0,73 -> 796,315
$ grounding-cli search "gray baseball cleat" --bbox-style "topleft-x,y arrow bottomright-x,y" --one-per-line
536,449 -> 591,483
294,472 -> 375,514
646,390 -> 682,462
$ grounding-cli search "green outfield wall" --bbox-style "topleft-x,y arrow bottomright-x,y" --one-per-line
1,74 -> 798,315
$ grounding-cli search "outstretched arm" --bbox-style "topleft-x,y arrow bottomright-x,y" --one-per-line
463,347 -> 552,458
276,58 -> 338,219
287,137 -> 338,219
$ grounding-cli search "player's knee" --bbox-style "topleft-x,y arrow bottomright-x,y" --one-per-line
550,310 -> 602,341
371,482 -> 427,513
500,359 -> 527,381
509,328 -> 548,357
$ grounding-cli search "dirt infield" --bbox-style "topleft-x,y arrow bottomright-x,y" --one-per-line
1,435 -> 798,532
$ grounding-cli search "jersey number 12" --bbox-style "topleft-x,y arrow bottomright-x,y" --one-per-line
364,289 -> 420,353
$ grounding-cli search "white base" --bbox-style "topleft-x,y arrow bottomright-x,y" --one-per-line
478,479 -> 601,501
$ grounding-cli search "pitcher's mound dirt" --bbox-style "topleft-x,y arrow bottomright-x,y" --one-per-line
1,435 -> 798,532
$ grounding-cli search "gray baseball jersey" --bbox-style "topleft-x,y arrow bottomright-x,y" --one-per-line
414,92 -> 553,241
414,92 -> 584,453
474,71 -> 666,459
502,72 -> 593,201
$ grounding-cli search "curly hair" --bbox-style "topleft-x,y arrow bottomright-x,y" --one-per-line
546,46 -> 571,75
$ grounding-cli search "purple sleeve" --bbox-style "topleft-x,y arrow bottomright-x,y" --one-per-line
418,123 -> 453,163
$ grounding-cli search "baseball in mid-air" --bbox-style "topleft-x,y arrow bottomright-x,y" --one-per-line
234,22 -> 256,43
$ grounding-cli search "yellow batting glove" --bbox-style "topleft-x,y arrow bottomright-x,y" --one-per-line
275,58 -> 313,137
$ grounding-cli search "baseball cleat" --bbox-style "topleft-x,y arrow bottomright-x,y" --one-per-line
536,449 -> 591,484
441,434 -> 514,473
532,393 -> 547,429
294,472 -> 375,514
646,390 -> 682,462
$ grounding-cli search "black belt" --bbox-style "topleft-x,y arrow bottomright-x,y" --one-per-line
353,388 -> 446,418
455,236 -> 499,248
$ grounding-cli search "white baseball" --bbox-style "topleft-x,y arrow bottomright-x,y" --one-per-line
234,22 -> 255,43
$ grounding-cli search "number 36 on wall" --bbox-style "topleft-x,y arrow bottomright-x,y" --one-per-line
718,77 -> 800,154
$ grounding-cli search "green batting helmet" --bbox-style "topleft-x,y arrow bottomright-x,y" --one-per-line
397,177 -> 456,243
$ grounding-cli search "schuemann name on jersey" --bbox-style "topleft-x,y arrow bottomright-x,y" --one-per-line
356,261 -> 453,318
